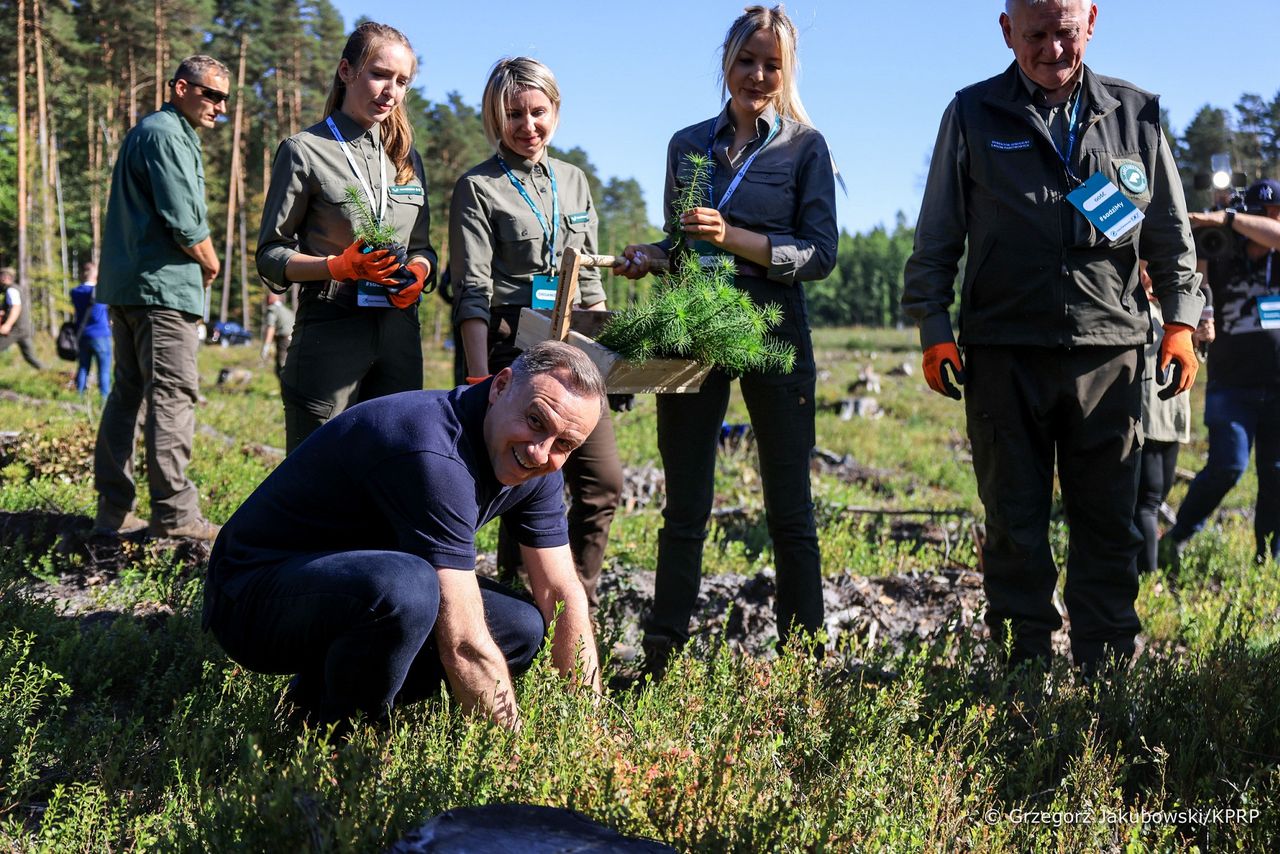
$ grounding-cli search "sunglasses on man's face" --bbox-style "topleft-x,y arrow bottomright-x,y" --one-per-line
181,81 -> 229,105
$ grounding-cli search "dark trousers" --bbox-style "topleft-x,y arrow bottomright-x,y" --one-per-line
94,305 -> 201,527
646,278 -> 822,646
965,346 -> 1143,669
487,307 -> 622,608
1169,383 -> 1280,561
205,552 -> 546,723
1135,440 -> 1179,574
281,294 -> 423,454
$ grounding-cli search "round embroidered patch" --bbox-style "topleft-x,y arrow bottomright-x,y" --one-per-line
1118,163 -> 1148,194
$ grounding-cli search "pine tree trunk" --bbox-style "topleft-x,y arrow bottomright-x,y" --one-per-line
238,159 -> 250,329
16,0 -> 29,304
127,43 -> 137,128
88,99 -> 101,263
53,128 -> 70,294
33,0 -> 57,333
219,33 -> 248,324
291,40 -> 302,136
154,0 -> 167,112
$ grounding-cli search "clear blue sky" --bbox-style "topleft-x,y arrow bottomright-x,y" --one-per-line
333,0 -> 1279,237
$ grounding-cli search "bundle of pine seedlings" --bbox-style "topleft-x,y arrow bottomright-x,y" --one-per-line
596,153 -> 796,376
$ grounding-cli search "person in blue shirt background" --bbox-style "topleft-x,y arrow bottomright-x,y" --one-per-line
70,260 -> 113,399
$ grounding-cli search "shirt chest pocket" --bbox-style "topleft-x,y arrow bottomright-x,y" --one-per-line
561,212 -> 591,251
739,168 -> 793,222
495,212 -> 546,270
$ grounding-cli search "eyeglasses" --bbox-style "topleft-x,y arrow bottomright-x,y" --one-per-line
178,80 -> 229,105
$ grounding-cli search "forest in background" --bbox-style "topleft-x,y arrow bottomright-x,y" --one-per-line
0,0 -> 1278,337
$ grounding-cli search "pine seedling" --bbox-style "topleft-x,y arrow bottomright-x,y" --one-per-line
343,185 -> 400,249
671,152 -> 714,249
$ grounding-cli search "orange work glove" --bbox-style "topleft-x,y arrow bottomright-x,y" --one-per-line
1158,323 -> 1197,398
387,261 -> 430,309
922,342 -> 965,400
326,239 -> 399,284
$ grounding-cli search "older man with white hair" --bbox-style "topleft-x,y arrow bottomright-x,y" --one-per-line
902,0 -> 1203,677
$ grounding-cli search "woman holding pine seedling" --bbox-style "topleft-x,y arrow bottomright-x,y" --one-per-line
614,4 -> 838,674
257,22 -> 436,453
450,57 -> 622,610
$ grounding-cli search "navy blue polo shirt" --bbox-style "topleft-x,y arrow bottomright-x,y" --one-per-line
208,382 -> 568,596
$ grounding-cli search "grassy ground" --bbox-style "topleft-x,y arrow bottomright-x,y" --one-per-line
1,325 -> 1277,851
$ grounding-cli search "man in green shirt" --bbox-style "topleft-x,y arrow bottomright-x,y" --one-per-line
93,55 -> 228,540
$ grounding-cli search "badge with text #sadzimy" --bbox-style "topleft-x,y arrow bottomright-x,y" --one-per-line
1067,172 -> 1145,242
531,274 -> 559,310
1259,295 -> 1280,330
356,280 -> 392,308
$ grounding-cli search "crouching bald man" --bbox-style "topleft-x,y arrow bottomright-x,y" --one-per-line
202,340 -> 605,729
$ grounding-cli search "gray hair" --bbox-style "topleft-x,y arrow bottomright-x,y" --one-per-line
510,340 -> 606,415
1005,0 -> 1091,13
172,55 -> 229,86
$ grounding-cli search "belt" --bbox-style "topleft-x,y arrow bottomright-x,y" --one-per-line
301,279 -> 358,308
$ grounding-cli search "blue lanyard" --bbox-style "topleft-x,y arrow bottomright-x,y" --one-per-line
1047,89 -> 1084,184
497,155 -> 559,272
325,116 -> 386,224
704,113 -> 782,211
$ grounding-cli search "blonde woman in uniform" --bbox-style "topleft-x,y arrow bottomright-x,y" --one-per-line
258,21 -> 436,453
450,57 -> 622,609
615,5 -> 838,672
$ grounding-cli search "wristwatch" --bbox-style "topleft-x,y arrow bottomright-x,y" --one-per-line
1225,209 -> 1236,230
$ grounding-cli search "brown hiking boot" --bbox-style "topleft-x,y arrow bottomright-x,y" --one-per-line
92,508 -> 150,537
148,516 -> 222,541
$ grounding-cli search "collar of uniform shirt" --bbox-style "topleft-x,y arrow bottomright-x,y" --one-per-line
497,143 -> 549,178
330,109 -> 382,147
711,102 -> 779,164
1017,65 -> 1084,109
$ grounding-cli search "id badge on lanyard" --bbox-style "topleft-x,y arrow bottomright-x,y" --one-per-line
695,114 -> 781,267
498,156 -> 561,309
1260,255 -> 1280,330
326,116 -> 392,307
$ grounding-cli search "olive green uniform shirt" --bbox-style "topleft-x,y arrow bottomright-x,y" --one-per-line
257,111 -> 435,294
98,104 -> 210,316
265,300 -> 296,338
451,147 -> 603,325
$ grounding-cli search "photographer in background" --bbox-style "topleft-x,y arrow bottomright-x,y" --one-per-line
1161,179 -> 1280,567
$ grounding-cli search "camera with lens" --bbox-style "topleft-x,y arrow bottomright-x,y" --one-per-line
1193,192 -> 1248,260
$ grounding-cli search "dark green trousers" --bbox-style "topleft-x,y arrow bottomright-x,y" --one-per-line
281,293 -> 423,454
965,345 -> 1144,669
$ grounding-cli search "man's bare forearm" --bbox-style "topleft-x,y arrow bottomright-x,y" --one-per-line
440,640 -> 520,728
547,591 -> 601,693
183,237 -> 220,283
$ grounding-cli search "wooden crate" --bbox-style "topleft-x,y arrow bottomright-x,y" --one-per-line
514,308 -> 710,393
515,247 -> 709,394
